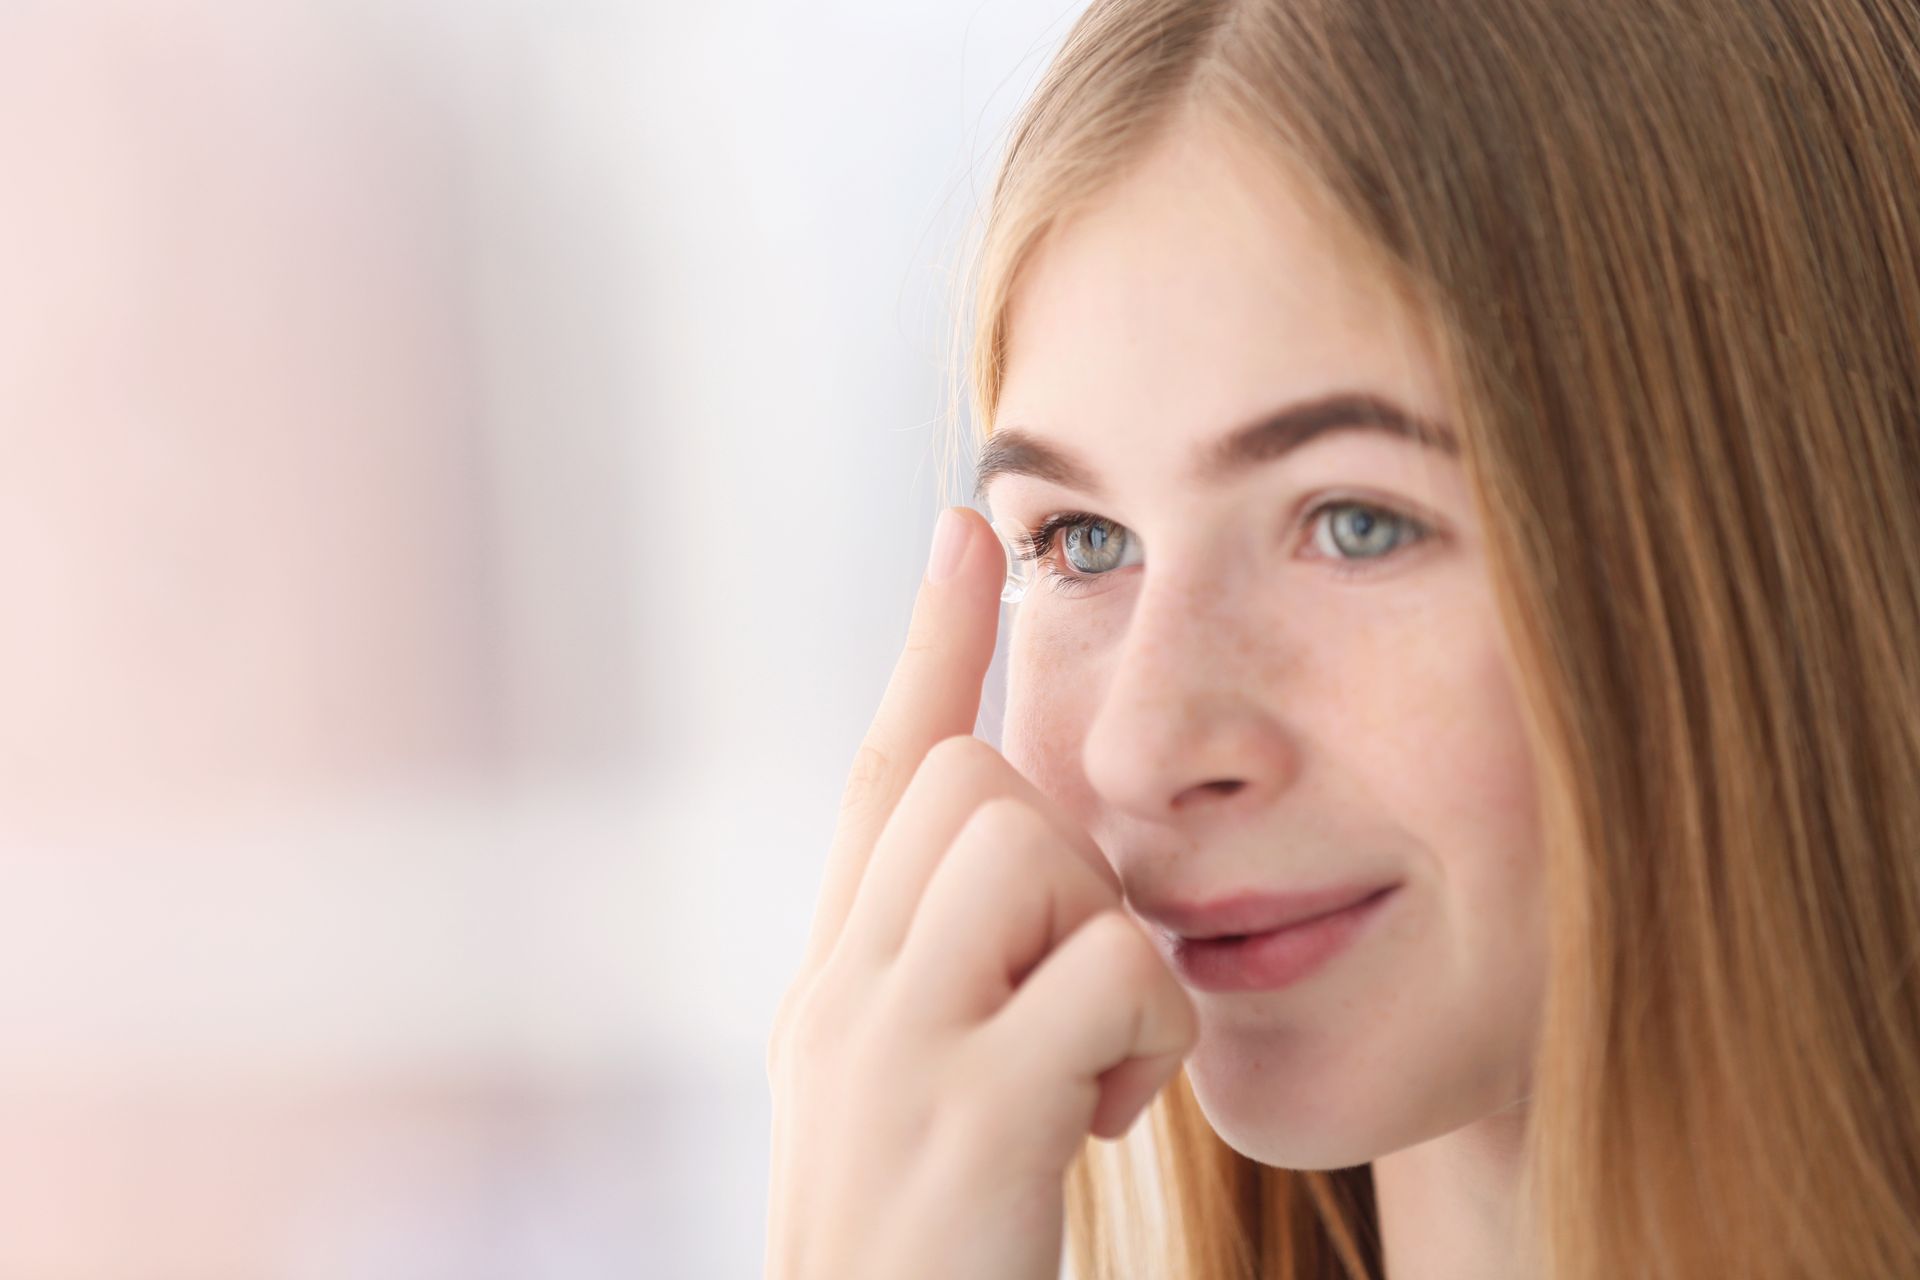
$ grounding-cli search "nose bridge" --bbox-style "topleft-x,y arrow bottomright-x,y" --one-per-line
1118,534 -> 1264,681
1080,549 -> 1282,803
1119,556 -> 1238,677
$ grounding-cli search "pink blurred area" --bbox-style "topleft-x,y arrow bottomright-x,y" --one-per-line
0,1 -> 690,1275
0,0 -> 1049,1269
0,1078 -> 685,1278
0,0 -> 501,838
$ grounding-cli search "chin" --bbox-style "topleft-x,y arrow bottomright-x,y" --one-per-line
1180,1031 -> 1391,1171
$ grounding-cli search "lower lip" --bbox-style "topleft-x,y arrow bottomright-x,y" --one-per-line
1166,886 -> 1399,993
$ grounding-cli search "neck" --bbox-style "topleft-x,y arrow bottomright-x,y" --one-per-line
1371,1096 -> 1538,1280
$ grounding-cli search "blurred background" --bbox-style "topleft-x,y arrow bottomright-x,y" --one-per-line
0,0 -> 1070,1274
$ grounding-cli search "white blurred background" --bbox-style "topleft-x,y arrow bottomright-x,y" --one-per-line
0,1 -> 1076,1274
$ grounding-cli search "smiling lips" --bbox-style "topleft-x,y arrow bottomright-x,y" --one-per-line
1155,885 -> 1402,993
1131,880 -> 1401,942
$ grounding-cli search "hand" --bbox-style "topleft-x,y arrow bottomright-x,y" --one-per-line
764,506 -> 1199,1280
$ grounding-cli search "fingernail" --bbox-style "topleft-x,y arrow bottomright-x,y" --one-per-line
926,507 -> 968,584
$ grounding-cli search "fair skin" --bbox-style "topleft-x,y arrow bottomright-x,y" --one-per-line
766,114 -> 1544,1280
986,114 -> 1547,1279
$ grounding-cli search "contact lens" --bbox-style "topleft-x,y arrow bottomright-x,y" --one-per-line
991,516 -> 1034,605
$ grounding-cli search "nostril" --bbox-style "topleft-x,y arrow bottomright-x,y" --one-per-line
1172,777 -> 1249,812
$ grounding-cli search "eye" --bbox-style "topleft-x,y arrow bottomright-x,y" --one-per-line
1307,500 -> 1433,579
1009,511 -> 1140,597
1009,498 -> 1434,597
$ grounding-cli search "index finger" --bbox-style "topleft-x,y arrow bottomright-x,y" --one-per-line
800,505 -> 1005,973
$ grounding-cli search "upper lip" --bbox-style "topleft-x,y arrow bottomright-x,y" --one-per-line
1132,881 -> 1399,941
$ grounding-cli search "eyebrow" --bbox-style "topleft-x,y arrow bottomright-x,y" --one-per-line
972,391 -> 1459,505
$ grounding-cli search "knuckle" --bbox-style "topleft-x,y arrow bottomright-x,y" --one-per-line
766,991 -> 795,1075
1086,909 -> 1155,977
770,972 -> 858,1075
1173,986 -> 1201,1049
1161,982 -> 1201,1056
840,741 -> 897,811
767,977 -> 820,1076
923,822 -> 1023,908
1084,915 -> 1198,1049
765,1017 -> 792,1083
959,794 -> 1042,847
921,732 -> 996,783
901,622 -> 940,658
902,596 -> 964,659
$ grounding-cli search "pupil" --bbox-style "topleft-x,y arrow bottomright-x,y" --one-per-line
1066,520 -> 1117,572
1338,507 -> 1393,554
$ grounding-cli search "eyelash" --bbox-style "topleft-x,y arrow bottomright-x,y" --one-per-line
1011,499 -> 1434,596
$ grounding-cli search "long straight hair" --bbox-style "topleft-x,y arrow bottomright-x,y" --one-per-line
937,1 -> 1920,1276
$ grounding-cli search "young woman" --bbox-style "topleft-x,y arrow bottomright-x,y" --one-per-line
766,1 -> 1920,1276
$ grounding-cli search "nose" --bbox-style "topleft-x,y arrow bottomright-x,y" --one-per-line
1079,565 -> 1301,824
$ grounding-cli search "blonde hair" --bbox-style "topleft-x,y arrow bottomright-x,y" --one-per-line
936,1 -> 1920,1276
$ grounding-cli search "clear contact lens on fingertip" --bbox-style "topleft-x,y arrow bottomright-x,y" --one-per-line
991,516 -> 1033,605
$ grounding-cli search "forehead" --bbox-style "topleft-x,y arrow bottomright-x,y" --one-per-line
996,119 -> 1444,464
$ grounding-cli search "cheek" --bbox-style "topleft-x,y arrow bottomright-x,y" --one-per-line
1363,632 -> 1545,916
1000,619 -> 1101,813
1308,591 -> 1539,837
1434,640 -> 1540,851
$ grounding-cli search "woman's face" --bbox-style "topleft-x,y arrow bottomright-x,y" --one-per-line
986,117 -> 1546,1169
